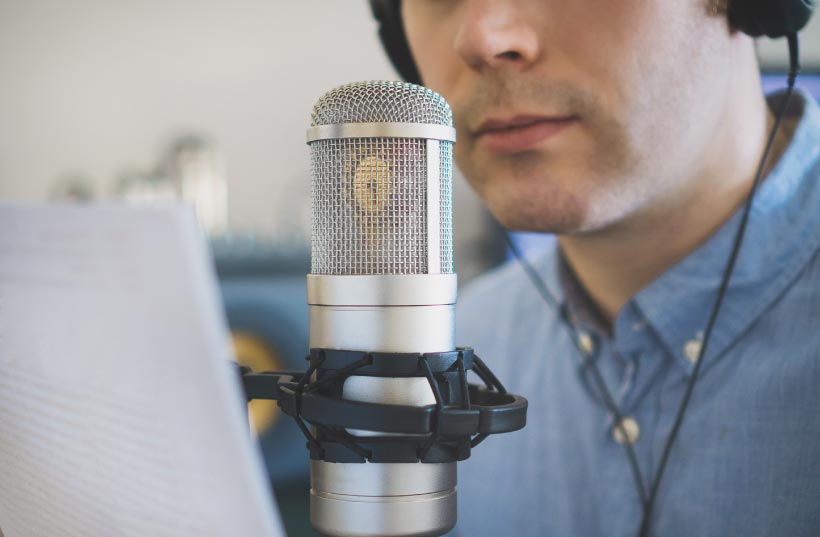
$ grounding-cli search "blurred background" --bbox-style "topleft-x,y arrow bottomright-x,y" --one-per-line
1,1 -> 818,535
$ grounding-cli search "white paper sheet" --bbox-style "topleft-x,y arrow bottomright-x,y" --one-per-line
0,204 -> 285,537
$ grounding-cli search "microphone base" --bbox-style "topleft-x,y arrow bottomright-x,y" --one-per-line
310,460 -> 456,537
310,487 -> 456,537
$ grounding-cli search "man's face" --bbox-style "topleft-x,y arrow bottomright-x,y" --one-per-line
402,0 -> 734,233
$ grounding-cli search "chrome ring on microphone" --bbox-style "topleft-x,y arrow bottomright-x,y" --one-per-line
306,122 -> 457,143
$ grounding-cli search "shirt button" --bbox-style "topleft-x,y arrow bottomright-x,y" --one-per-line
577,332 -> 595,355
684,339 -> 702,364
612,417 -> 640,445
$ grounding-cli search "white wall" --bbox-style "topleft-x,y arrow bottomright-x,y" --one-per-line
0,0 -> 402,234
758,14 -> 820,70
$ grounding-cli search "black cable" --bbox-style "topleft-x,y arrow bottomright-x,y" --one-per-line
637,32 -> 801,537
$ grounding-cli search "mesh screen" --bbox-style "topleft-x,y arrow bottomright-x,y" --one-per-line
439,142 -> 454,274
310,81 -> 452,127
311,138 -> 426,274
309,81 -> 454,275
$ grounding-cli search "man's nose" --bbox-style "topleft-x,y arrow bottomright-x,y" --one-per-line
453,0 -> 541,74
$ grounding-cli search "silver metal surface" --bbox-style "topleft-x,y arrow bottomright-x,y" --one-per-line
426,139 -> 441,275
437,140 -> 454,274
311,488 -> 457,537
343,377 -> 436,408
307,274 -> 457,306
309,305 -> 455,353
311,461 -> 456,497
307,122 -> 455,143
308,300 -> 456,535
343,376 -> 436,437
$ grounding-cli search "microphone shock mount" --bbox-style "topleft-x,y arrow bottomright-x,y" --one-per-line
237,347 -> 527,466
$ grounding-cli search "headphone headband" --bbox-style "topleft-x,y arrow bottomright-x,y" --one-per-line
369,0 -> 421,85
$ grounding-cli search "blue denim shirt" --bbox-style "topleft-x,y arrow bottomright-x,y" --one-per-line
455,90 -> 820,537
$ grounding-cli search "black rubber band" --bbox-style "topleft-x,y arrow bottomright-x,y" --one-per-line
310,348 -> 475,377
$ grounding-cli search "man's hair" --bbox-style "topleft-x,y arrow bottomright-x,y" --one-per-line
707,0 -> 730,16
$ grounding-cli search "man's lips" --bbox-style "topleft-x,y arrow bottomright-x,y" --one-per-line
474,115 -> 578,154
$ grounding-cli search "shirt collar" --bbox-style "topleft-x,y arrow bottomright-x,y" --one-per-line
556,249 -> 611,337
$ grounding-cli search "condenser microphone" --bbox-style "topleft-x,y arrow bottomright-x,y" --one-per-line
306,80 -> 459,537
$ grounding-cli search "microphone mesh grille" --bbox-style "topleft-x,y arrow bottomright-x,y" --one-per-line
439,142 -> 453,273
309,81 -> 454,275
310,81 -> 453,126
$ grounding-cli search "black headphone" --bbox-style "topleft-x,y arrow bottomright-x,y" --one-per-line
369,0 -> 816,85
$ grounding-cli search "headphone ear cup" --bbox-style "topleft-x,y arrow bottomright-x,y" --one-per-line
369,0 -> 423,85
728,0 -> 816,37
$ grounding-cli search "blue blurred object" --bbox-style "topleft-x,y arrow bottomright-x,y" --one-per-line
220,276 -> 309,483
505,232 -> 556,262
762,72 -> 820,100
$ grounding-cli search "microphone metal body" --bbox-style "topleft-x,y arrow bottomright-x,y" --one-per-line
306,81 -> 457,537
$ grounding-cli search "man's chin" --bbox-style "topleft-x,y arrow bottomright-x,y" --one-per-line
483,188 -> 589,234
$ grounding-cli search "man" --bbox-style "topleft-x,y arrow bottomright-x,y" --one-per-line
392,1 -> 820,536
